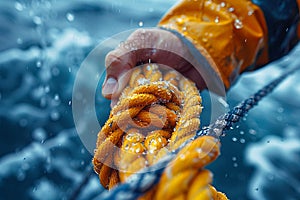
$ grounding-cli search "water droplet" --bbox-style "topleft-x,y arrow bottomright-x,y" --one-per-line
158,137 -> 162,143
66,13 -> 74,22
248,10 -> 254,16
124,145 -> 129,150
220,2 -> 226,7
118,41 -> 125,48
249,129 -> 256,135
123,43 -> 131,50
240,131 -> 244,135
137,78 -> 150,85
233,163 -> 238,167
54,94 -> 60,101
240,138 -> 245,144
214,16 -> 220,23
68,100 -> 72,106
32,128 -> 47,142
232,157 -> 237,161
15,2 -> 24,11
202,37 -> 208,43
36,61 -> 42,68
33,16 -> 42,25
234,19 -> 243,29
228,7 -> 235,12
17,38 -> 23,44
232,137 -> 237,142
149,149 -> 155,154
196,148 -> 203,153
50,111 -> 60,120
44,85 -> 50,93
176,17 -> 184,25
32,187 -> 37,193
138,21 -> 144,27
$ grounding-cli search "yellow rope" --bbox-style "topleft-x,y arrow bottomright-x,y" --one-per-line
93,64 -> 227,199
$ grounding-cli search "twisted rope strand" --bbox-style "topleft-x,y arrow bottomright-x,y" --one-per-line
93,64 -> 203,190
94,65 -> 300,200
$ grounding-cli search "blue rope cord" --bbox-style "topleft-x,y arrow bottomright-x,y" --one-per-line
93,66 -> 300,200
196,66 -> 300,139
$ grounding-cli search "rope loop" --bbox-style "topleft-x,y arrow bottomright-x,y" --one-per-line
93,64 -> 203,189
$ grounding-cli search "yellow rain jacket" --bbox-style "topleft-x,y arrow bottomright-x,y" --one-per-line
159,0 -> 300,89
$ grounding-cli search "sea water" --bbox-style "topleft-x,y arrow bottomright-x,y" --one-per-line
0,0 -> 299,199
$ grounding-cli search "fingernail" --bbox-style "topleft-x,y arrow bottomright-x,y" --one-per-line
102,77 -> 118,96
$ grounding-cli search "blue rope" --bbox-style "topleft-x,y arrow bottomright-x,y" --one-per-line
93,66 -> 300,200
196,66 -> 300,139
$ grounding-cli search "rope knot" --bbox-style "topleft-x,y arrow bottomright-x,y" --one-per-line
93,63 -> 202,189
93,63 -> 228,199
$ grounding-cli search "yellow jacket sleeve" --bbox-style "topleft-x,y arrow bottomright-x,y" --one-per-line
158,0 -> 300,89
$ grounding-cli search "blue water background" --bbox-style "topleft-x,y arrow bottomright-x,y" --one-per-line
0,0 -> 300,199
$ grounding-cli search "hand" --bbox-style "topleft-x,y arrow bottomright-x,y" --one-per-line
102,28 -> 206,106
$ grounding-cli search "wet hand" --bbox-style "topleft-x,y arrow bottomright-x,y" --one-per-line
102,28 -> 205,106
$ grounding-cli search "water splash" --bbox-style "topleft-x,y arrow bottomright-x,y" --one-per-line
246,131 -> 300,200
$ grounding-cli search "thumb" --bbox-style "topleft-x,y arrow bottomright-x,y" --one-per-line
102,71 -> 131,100
102,76 -> 118,99
102,49 -> 136,99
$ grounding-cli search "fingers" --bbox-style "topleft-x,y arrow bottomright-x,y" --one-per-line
102,29 -> 155,100
102,28 -> 207,103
